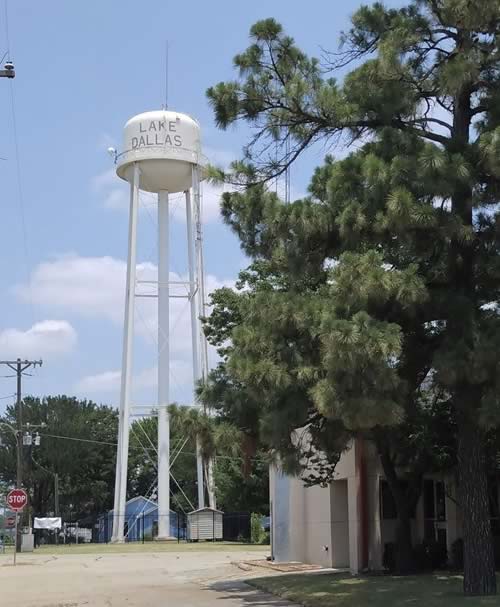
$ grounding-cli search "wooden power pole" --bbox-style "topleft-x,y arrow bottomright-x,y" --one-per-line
0,359 -> 42,550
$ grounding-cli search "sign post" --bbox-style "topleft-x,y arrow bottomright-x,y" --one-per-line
6,489 -> 28,566
13,514 -> 18,566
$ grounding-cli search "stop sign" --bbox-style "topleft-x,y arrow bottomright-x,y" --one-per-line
6,489 -> 28,512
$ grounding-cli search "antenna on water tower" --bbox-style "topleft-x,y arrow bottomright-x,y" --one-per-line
110,107 -> 211,543
164,40 -> 169,110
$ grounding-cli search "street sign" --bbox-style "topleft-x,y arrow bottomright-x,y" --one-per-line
6,488 -> 28,512
6,516 -> 15,527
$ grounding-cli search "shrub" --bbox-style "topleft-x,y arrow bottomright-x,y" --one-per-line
250,512 -> 265,544
383,540 -> 448,572
414,540 -> 448,571
383,542 -> 395,572
260,531 -> 270,545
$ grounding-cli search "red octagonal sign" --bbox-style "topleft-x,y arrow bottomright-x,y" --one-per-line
6,488 -> 28,512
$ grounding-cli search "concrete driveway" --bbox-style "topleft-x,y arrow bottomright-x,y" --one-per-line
0,548 -> 295,606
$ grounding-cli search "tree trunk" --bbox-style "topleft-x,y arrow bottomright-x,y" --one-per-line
378,444 -> 418,573
394,507 -> 415,574
457,417 -> 496,596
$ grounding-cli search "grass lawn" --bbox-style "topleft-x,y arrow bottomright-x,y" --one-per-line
248,572 -> 500,606
0,541 -> 266,556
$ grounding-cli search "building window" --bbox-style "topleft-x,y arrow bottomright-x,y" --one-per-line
423,479 -> 447,542
436,481 -> 446,521
423,480 -> 435,520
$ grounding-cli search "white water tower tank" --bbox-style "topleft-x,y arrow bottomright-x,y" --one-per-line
116,110 -> 202,193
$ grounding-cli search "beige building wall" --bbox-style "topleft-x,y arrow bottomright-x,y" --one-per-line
271,439 -> 472,572
330,479 -> 350,567
271,440 -> 365,573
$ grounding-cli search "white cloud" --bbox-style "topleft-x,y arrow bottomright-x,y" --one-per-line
91,156 -> 235,223
0,320 -> 77,359
15,254 -> 234,355
74,360 -> 192,398
199,180 -> 234,223
15,254 -> 127,324
204,146 -> 236,167
16,255 -> 233,402
92,168 -> 116,190
75,369 -> 121,394
98,132 -> 117,151
103,188 -> 128,210
92,168 -> 130,211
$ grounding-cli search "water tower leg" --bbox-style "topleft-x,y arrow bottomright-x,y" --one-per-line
111,163 -> 140,543
185,188 -> 205,510
157,189 -> 171,540
193,167 -> 216,509
193,166 -> 210,379
207,458 -> 216,509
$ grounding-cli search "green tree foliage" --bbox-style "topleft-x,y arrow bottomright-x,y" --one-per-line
0,397 -> 268,521
128,404 -> 269,514
207,3 -> 500,595
202,260 -> 455,572
0,396 -> 117,518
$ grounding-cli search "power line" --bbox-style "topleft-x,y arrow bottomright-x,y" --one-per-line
0,393 -> 16,400
40,432 -> 266,465
40,432 -> 117,447
38,431 -> 264,462
9,80 -> 36,322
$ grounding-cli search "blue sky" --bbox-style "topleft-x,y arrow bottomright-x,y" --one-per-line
0,0 -> 402,412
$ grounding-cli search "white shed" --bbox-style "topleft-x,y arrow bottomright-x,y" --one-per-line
187,507 -> 223,541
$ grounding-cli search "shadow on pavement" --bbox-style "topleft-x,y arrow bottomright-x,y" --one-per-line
210,579 -> 297,606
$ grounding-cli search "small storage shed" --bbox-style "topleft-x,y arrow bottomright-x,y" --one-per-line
187,507 -> 223,541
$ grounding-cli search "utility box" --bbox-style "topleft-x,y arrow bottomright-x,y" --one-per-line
21,532 -> 34,552
187,508 -> 223,541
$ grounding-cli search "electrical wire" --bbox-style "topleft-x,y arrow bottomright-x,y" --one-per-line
8,74 -> 36,323
40,432 -> 117,447
38,431 -> 264,462
2,0 -> 48,400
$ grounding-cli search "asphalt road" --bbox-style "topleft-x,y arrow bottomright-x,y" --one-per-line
0,548 -> 295,606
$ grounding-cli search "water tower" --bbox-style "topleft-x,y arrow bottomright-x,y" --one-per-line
111,110 -> 209,542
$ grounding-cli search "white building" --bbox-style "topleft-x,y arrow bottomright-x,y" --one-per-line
270,438 -> 476,572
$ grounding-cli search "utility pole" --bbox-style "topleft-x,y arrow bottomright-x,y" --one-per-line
0,359 -> 42,551
54,473 -> 60,545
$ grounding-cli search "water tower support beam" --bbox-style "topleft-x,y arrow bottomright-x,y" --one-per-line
186,187 -> 205,510
111,162 -> 140,543
193,167 -> 209,378
157,189 -> 171,539
192,165 -> 216,509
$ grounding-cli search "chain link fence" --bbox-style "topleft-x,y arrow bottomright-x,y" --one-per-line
31,511 -> 268,546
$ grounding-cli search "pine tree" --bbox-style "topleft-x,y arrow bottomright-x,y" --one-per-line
202,256 -> 456,573
207,3 -> 500,595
